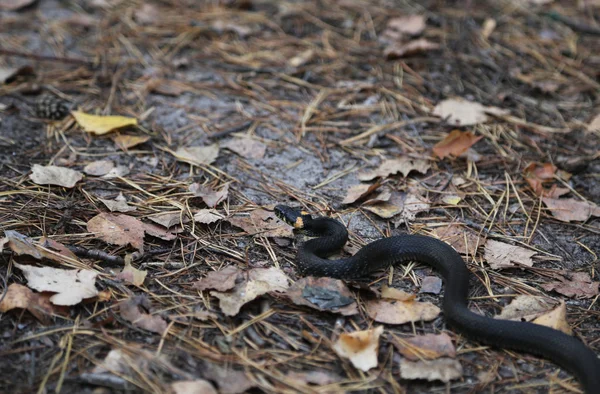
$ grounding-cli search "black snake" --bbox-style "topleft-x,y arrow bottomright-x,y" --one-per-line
274,204 -> 600,393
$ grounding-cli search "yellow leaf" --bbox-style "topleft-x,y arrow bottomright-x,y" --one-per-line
72,111 -> 137,135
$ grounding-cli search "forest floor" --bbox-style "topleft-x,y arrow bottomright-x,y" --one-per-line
1,0 -> 599,393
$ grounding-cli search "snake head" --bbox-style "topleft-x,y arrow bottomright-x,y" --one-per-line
274,205 -> 310,229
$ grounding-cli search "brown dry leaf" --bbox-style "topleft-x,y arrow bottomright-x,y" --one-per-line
542,197 -> 600,222
211,267 -> 289,316
385,38 -> 440,59
523,162 -> 559,196
532,301 -> 573,335
588,114 -> 600,131
119,296 -> 168,334
288,49 -> 315,68
363,201 -> 403,219
222,136 -> 267,160
201,362 -> 257,394
400,358 -> 463,382
496,295 -> 558,322
381,285 -> 416,301
399,193 -> 431,221
193,266 -> 241,292
147,211 -> 189,229
30,164 -> 83,188
541,272 -> 599,299
0,64 -> 34,83
134,3 -> 158,24
358,158 -> 430,181
286,277 -> 358,316
72,111 -> 137,135
286,370 -> 342,386
102,165 -> 130,179
366,298 -> 440,325
113,134 -> 150,150
39,237 -> 80,261
14,262 -> 98,306
174,144 -> 219,166
193,209 -> 224,224
484,240 -> 536,269
87,212 -> 146,252
99,192 -> 136,213
433,98 -> 509,126
341,183 -> 381,205
4,230 -> 42,259
189,183 -> 229,208
170,380 -> 217,394
142,221 -> 180,241
333,326 -> 383,372
0,283 -> 55,324
147,79 -> 191,96
226,209 -> 294,238
432,224 -> 484,255
420,276 -> 442,294
393,333 -> 456,361
432,130 -> 483,159
83,160 -> 114,176
383,15 -> 426,40
116,255 -> 147,286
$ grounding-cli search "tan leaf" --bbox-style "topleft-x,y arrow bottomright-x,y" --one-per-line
143,221 -> 180,241
170,380 -> 217,394
99,192 -> 136,213
532,301 -> 573,335
363,201 -> 403,219
542,197 -> 600,222
523,162 -> 557,196
14,263 -> 98,306
119,296 -> 168,334
496,295 -> 558,322
432,130 -> 483,159
113,134 -> 150,150
384,38 -> 439,59
200,362 -> 257,394
541,272 -> 599,299
481,18 -> 496,39
399,193 -> 430,221
102,165 -> 130,179
146,79 -> 191,96
87,212 -> 146,252
285,370 -> 342,386
193,209 -> 224,224
147,211 -> 189,229
30,164 -> 83,188
133,3 -> 158,24
484,240 -> 536,269
288,49 -> 315,67
174,144 -> 219,166
83,160 -> 115,176
588,114 -> 600,132
0,283 -> 55,324
72,111 -> 137,135
381,285 -> 416,301
226,209 -> 293,238
432,224 -> 484,255
433,98 -> 509,126
392,333 -> 456,361
420,276 -> 442,294
366,298 -> 440,325
211,267 -> 289,316
4,230 -> 42,259
341,183 -> 381,205
358,158 -> 430,181
285,277 -> 358,316
383,15 -> 426,39
189,183 -> 229,208
333,326 -> 383,372
400,358 -> 463,382
222,136 -> 267,160
116,255 -> 147,286
192,266 -> 241,292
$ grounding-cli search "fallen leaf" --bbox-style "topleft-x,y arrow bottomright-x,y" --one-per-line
341,183 -> 381,205
83,160 -> 115,176
382,15 -> 426,40
226,209 -> 293,238
432,224 -> 484,255
541,272 -> 599,299
484,240 -> 536,269
542,197 -> 600,222
398,193 -> 431,221
14,262 -> 98,305
288,49 -> 315,67
400,358 -> 463,382
192,266 -> 241,292
385,38 -> 440,59
358,158 -> 430,181
211,267 -> 289,316
119,296 -> 168,334
133,3 -> 158,24
193,209 -> 224,224
189,183 -> 229,208
433,98 -> 509,126
532,301 -> 572,335
170,380 -> 217,394
87,212 -> 146,252
0,283 -> 55,324
72,111 -> 137,135
102,165 -> 130,179
420,276 -> 442,294
99,192 -> 136,213
222,136 -> 267,160
0,64 -> 34,83
285,370 -> 342,386
142,221 -> 180,241
200,362 -> 257,394
381,285 -> 416,301
392,333 -> 456,361
116,255 -> 147,286
30,164 -> 83,188
92,349 -> 130,374
523,162 -> 558,196
432,130 -> 483,159
481,18 -> 496,39
286,277 -> 358,316
174,144 -> 219,166
441,194 -> 462,205
147,211 -> 189,229
496,295 -> 558,322
4,230 -> 42,259
333,326 -> 383,372
113,134 -> 150,150
366,298 -> 440,325
588,114 -> 600,132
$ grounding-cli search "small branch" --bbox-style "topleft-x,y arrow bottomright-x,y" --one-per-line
0,49 -> 94,66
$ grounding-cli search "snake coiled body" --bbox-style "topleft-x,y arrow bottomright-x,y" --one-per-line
274,205 -> 600,393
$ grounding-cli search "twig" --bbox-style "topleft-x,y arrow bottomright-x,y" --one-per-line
0,49 -> 94,66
